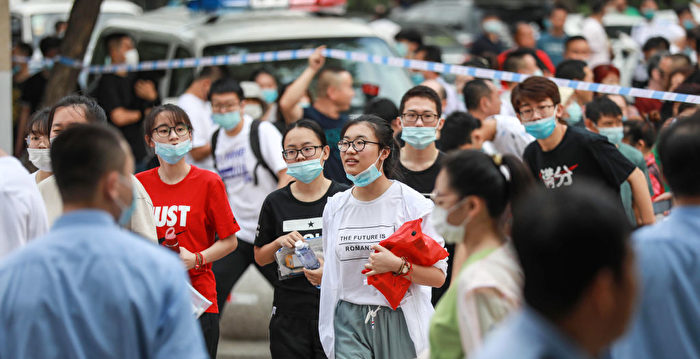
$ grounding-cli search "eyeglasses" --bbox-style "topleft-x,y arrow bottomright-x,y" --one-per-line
518,104 -> 556,121
152,124 -> 190,139
212,102 -> 240,112
337,139 -> 381,152
282,146 -> 323,160
401,112 -> 439,124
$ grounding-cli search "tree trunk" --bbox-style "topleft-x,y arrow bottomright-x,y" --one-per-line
43,0 -> 104,107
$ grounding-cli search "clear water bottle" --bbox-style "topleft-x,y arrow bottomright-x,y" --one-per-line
295,240 -> 320,270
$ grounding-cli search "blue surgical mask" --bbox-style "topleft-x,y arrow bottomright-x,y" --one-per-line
543,19 -> 552,30
155,139 -> 192,165
684,20 -> 695,30
524,115 -> 557,140
396,42 -> 408,57
12,65 -> 21,75
261,88 -> 278,104
566,102 -> 582,124
299,101 -> 311,109
401,126 -> 437,149
212,111 -> 242,130
116,175 -> 137,227
598,126 -> 624,145
346,154 -> 383,187
411,72 -> 425,85
642,9 -> 655,21
286,157 -> 324,184
622,115 -> 628,122
533,69 -> 544,77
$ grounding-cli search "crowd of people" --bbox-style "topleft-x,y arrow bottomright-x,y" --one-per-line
2,0 -> 700,358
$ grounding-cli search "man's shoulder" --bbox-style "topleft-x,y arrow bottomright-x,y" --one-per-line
618,143 -> 644,163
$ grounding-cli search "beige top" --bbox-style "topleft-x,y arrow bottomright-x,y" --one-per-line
38,175 -> 157,243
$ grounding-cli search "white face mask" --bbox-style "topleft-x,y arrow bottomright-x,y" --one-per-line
244,103 -> 264,119
429,199 -> 469,244
27,148 -> 52,172
124,48 -> 139,66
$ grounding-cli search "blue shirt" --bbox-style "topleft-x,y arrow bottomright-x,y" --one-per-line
537,33 -> 567,66
610,206 -> 700,359
0,210 -> 208,359
473,307 -> 592,359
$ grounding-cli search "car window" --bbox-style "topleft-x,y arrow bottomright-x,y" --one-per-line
203,37 -> 412,113
11,14 -> 21,44
169,46 -> 195,98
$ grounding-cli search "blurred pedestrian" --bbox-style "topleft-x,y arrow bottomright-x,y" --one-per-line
582,0 -> 612,67
24,108 -> 53,184
436,112 -> 482,153
562,36 -> 591,63
537,4 -> 569,66
0,124 -> 208,358
471,14 -> 508,62
363,97 -> 400,136
555,60 -> 594,126
622,120 -> 665,199
413,45 -> 466,115
394,29 -> 423,59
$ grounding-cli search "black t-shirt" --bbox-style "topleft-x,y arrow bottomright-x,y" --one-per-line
523,126 -> 635,198
19,72 -> 48,114
94,73 -> 159,164
303,106 -> 351,185
254,180 -> 350,317
398,151 -> 445,196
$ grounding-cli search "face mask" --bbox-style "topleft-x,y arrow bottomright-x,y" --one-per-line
45,61 -> 54,71
346,154 -> 383,187
622,115 -> 628,122
543,19 -> 552,30
430,199 -> 468,244
287,157 -> 324,184
212,111 -> 242,130
299,101 -> 311,109
244,104 -> 263,120
684,20 -> 695,30
396,42 -> 408,57
566,102 -> 582,124
533,69 -> 544,77
155,139 -> 192,165
411,72 -> 425,86
598,126 -> 624,145
115,175 -> 136,227
261,88 -> 278,104
401,126 -> 437,149
483,20 -> 502,34
12,65 -> 21,75
642,9 -> 655,21
124,48 -> 139,66
524,115 -> 557,140
27,148 -> 52,172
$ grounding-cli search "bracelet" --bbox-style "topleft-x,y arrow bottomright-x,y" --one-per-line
393,257 -> 407,276
400,260 -> 413,278
194,252 -> 205,270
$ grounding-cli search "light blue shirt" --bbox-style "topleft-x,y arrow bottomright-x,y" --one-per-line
610,206 -> 700,359
0,209 -> 208,359
473,307 -> 592,359
537,33 -> 567,66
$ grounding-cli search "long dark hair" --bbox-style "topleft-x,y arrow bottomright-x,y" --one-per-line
442,150 -> 534,218
340,114 -> 401,180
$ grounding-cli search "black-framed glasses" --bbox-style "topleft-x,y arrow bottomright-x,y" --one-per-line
518,104 -> 556,121
401,112 -> 439,124
337,139 -> 381,152
152,124 -> 190,139
282,146 -> 323,160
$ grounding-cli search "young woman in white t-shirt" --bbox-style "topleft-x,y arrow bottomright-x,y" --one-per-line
319,115 -> 447,359
427,150 -> 534,358
25,108 -> 53,184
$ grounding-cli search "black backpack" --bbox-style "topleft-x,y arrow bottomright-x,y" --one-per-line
211,119 -> 279,185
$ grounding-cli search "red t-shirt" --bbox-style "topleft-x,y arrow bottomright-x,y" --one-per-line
136,166 -> 239,313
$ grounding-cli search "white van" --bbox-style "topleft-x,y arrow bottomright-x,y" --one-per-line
83,6 -> 413,112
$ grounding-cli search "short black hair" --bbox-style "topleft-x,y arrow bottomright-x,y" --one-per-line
623,119 -> 656,148
195,66 -> 227,81
550,3 -> 569,15
642,36 -> 670,53
463,79 -> 492,112
674,4 -> 691,18
394,29 -> 423,45
555,59 -> 587,80
647,51 -> 670,78
399,85 -> 442,118
208,77 -> 244,102
14,42 -> 33,57
503,48 -> 538,73
657,113 -> 700,196
590,0 -> 607,14
283,119 -> 327,147
250,68 -> 278,85
512,182 -> 631,321
585,96 -> 622,124
565,36 -> 587,51
437,112 -> 481,152
48,95 -> 107,131
26,107 -> 51,137
462,57 -> 490,70
39,36 -> 61,57
51,124 -> 128,204
419,45 -> 443,63
364,97 -> 399,128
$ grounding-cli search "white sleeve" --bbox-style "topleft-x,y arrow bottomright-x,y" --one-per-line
178,96 -> 210,148
258,121 -> 287,173
27,185 -> 49,242
420,202 -> 448,275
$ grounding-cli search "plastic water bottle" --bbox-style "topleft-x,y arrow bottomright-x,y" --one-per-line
163,227 -> 180,253
295,240 -> 320,270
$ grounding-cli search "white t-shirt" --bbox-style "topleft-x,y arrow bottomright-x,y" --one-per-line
499,90 -> 516,118
631,19 -> 685,50
177,93 -> 215,172
582,17 -> 610,68
0,157 -> 49,259
437,76 -> 467,116
488,114 -> 534,159
214,117 -> 286,243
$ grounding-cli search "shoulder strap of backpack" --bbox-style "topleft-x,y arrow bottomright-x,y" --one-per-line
211,128 -> 220,173
250,119 -> 279,185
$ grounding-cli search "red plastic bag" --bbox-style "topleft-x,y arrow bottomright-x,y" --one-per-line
361,218 -> 449,309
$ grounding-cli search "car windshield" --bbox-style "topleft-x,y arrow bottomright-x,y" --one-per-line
203,36 -> 412,114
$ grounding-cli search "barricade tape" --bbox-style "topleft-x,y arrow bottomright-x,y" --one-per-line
13,48 -> 700,104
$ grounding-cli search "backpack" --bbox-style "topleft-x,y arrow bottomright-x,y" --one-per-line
211,119 -> 279,185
